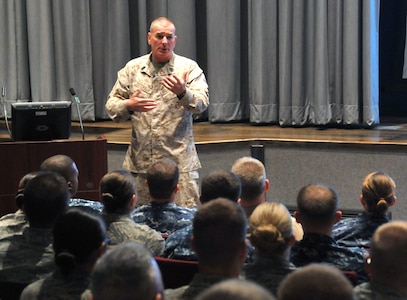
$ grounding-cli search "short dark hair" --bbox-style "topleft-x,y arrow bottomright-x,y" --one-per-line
200,170 -> 241,203
99,170 -> 136,214
91,242 -> 163,300
296,183 -> 338,226
193,198 -> 247,266
147,158 -> 179,200
277,263 -> 354,300
23,172 -> 69,228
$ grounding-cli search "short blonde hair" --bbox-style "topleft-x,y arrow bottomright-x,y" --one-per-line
249,202 -> 292,256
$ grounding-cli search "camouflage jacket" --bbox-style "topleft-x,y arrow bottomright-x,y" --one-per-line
131,202 -> 195,235
105,53 -> 209,174
332,212 -> 389,248
354,282 -> 407,300
242,256 -> 297,296
104,213 -> 165,256
20,268 -> 91,300
0,227 -> 54,284
290,232 -> 368,283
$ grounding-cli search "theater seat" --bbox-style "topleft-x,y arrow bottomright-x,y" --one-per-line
342,270 -> 359,286
154,256 -> 199,289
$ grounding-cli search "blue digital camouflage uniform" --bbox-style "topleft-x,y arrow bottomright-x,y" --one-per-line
104,213 -> 165,256
332,212 -> 389,248
163,224 -> 255,263
0,227 -> 55,285
354,282 -> 407,300
132,202 -> 195,236
69,198 -> 104,214
290,233 -> 368,283
242,256 -> 297,296
20,267 -> 91,300
164,273 -> 234,300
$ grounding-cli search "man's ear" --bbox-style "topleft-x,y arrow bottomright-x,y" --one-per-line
264,179 -> 270,193
334,210 -> 342,224
191,235 -> 197,254
293,211 -> 301,224
130,194 -> 137,208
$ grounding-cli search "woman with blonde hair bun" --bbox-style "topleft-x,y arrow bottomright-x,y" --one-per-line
243,202 -> 297,296
333,171 -> 396,249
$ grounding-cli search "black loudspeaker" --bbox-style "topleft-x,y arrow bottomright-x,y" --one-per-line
250,144 -> 265,165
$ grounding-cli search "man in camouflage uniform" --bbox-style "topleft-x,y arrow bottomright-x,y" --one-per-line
0,172 -> 39,237
290,183 -> 368,283
131,158 -> 195,237
0,172 -> 69,285
40,154 -> 104,214
164,198 -> 248,300
354,221 -> 407,300
105,17 -> 209,208
163,170 -> 242,260
89,242 -> 164,300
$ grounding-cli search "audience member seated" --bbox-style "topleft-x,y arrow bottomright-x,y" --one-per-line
131,158 -> 195,237
164,198 -> 247,300
354,221 -> 407,299
40,154 -> 104,213
290,183 -> 368,283
89,242 -> 164,300
99,170 -> 164,256
243,202 -> 297,295
333,171 -> 396,249
277,263 -> 355,300
0,172 -> 69,285
195,278 -> 276,300
0,172 -> 39,236
231,156 -> 269,218
163,170 -> 242,260
20,208 -> 107,299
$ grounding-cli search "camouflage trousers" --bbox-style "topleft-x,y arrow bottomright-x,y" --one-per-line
132,170 -> 200,208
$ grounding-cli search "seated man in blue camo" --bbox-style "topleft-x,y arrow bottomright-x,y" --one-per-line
354,221 -> 407,299
40,154 -> 104,214
290,183 -> 368,283
163,169 -> 244,260
131,158 -> 195,238
164,198 -> 248,300
0,172 -> 70,285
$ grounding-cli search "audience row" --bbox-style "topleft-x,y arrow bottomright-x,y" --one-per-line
0,154 -> 403,299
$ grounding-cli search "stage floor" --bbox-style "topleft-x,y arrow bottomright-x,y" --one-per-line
3,118 -> 407,146
77,119 -> 407,146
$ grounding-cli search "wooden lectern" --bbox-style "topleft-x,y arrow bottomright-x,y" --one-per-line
0,138 -> 107,217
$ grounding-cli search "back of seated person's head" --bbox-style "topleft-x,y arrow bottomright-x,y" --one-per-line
147,158 -> 179,201
22,171 -> 70,228
249,202 -> 295,258
295,183 -> 339,229
368,221 -> 407,290
90,242 -> 164,300
361,171 -> 396,217
192,198 -> 247,270
231,156 -> 268,203
196,279 -> 276,300
40,154 -> 79,197
99,170 -> 137,215
53,208 -> 107,276
277,263 -> 354,300
200,170 -> 241,203
15,171 -> 40,210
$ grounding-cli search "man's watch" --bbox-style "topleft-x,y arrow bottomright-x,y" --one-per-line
177,91 -> 186,100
